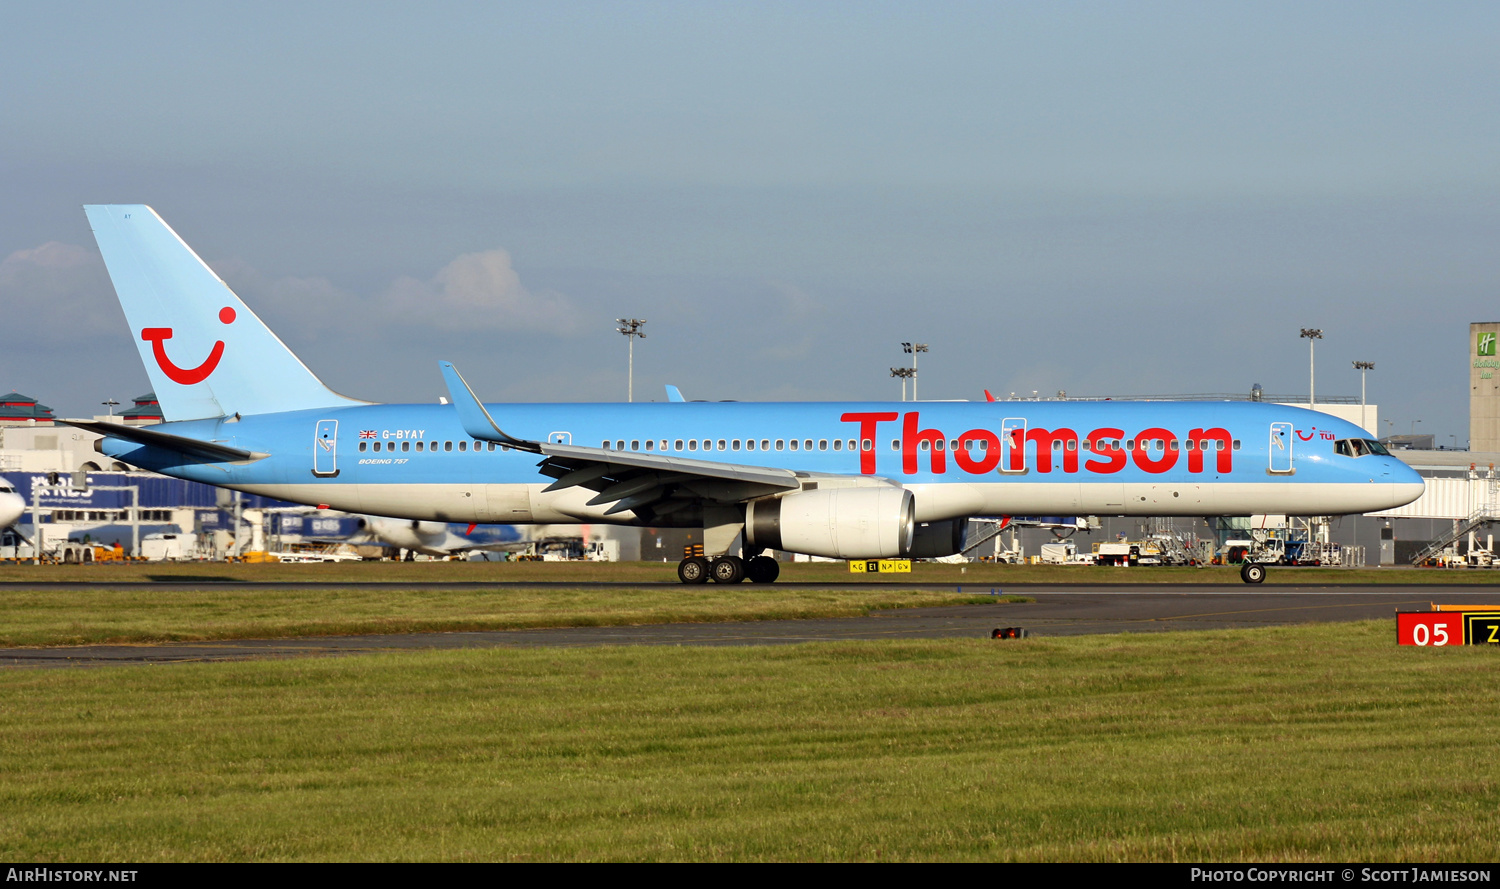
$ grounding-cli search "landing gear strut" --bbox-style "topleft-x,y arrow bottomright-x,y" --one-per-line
1240,562 -> 1266,584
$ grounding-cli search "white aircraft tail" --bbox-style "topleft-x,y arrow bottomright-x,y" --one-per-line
84,205 -> 361,421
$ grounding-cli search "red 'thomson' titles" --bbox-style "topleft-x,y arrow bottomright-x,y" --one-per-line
840,411 -> 1233,476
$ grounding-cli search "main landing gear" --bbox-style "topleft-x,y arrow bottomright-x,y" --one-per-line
1239,562 -> 1267,584
677,554 -> 780,584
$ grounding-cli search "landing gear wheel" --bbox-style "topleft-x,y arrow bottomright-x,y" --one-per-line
745,555 -> 781,584
1240,562 -> 1266,584
678,556 -> 711,584
711,555 -> 746,584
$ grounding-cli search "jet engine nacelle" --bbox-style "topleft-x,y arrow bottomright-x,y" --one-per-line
908,518 -> 969,559
745,487 -> 914,559
359,517 -> 449,551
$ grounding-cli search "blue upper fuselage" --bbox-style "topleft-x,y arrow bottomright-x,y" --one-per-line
100,399 -> 1422,493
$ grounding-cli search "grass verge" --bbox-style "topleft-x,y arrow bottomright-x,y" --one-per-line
0,585 -> 1017,648
0,622 -> 1496,861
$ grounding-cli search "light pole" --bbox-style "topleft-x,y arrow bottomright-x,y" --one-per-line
1300,329 -> 1323,406
101,399 -> 119,417
1353,361 -> 1374,434
616,319 -> 646,403
890,367 -> 914,401
902,342 -> 928,400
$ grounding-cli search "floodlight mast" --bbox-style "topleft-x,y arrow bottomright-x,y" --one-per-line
1353,361 -> 1374,434
1300,329 -> 1323,406
616,318 -> 647,403
901,342 -> 928,401
890,367 -> 915,402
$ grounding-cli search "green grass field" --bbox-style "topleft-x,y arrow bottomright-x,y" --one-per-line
2,622 -> 1496,861
5,558 -> 1500,586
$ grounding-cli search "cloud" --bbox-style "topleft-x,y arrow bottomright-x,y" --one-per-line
216,248 -> 581,340
0,242 -> 119,336
379,249 -> 581,335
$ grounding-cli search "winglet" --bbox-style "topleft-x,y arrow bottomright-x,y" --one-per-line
984,389 -> 996,403
665,384 -> 685,403
438,362 -> 541,452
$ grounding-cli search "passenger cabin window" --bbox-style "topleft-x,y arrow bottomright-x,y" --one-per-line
459,441 -> 467,451
732,440 -> 741,451
631,440 -> 640,451
402,441 -> 411,452
760,440 -> 769,450
688,440 -> 698,451
416,442 -> 424,452
776,440 -> 785,451
444,441 -> 453,452
358,442 -> 367,452
790,439 -> 799,451
675,440 -> 684,451
645,440 -> 654,450
819,440 -> 828,451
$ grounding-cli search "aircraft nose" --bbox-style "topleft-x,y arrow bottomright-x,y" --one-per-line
0,493 -> 24,529
1387,461 -> 1425,510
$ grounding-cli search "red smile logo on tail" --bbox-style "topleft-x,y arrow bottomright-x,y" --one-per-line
140,307 -> 236,384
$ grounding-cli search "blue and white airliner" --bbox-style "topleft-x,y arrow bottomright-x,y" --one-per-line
67,205 -> 1423,584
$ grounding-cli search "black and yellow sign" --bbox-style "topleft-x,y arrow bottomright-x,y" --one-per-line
849,559 -> 912,574
1463,612 -> 1500,645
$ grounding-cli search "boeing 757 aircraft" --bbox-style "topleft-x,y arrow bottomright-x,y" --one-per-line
67,206 -> 1423,584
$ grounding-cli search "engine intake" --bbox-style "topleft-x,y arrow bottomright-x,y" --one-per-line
745,487 -> 914,559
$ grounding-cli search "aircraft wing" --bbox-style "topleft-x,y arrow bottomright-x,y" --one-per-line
535,442 -> 801,516
441,361 -> 832,519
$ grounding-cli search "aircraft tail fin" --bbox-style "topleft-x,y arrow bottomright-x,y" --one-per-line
83,205 -> 362,421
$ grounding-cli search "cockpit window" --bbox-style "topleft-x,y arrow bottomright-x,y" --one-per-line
1334,438 -> 1390,458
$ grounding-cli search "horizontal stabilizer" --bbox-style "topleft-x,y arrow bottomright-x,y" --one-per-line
62,419 -> 268,465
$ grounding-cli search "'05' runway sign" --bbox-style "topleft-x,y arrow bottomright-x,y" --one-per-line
1397,611 -> 1500,646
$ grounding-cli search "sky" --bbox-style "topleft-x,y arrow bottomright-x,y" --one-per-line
2,1 -> 1497,445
